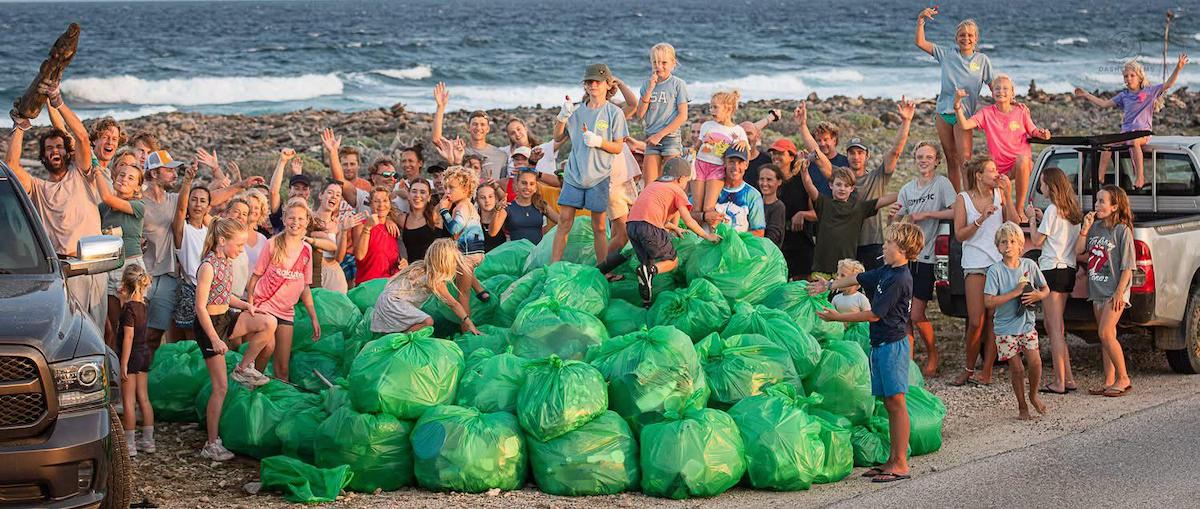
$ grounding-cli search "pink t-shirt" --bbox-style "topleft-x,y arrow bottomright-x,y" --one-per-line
252,240 -> 312,321
628,181 -> 691,227
970,103 -> 1038,174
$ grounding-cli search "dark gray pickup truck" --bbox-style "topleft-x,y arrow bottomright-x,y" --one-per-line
0,162 -> 132,508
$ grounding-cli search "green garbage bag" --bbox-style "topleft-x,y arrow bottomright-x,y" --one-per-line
905,386 -> 947,455
260,455 -> 353,504
601,299 -> 647,338
763,281 -> 845,342
344,307 -> 381,367
683,224 -> 787,305
289,332 -> 346,393
293,288 -> 363,350
348,329 -> 465,419
511,296 -> 609,361
803,340 -> 873,425
453,324 -> 511,357
647,278 -> 731,341
496,267 -> 547,326
528,410 -> 639,496
542,262 -> 610,316
850,414 -> 893,467
411,405 -> 527,493
811,415 -> 854,483
474,274 -> 517,326
721,302 -> 823,378
421,274 -> 510,333
219,381 -> 308,459
909,360 -> 926,388
148,341 -> 208,422
728,384 -> 826,491
275,404 -> 329,463
845,321 -> 870,354
608,249 -> 680,306
695,332 -> 800,409
639,408 -> 746,499
314,405 -> 414,492
517,356 -> 608,441
347,278 -> 387,312
586,326 -> 709,433
456,348 -> 531,414
524,216 -> 606,272
474,239 -> 534,281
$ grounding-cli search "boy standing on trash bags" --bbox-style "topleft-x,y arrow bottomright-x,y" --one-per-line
598,158 -> 720,307
809,222 -> 923,483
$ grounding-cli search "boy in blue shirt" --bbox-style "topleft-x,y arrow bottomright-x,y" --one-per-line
550,63 -> 630,264
710,146 -> 765,236
810,222 -> 924,483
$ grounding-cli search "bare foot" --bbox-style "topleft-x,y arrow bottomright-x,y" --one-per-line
922,360 -> 939,378
950,370 -> 973,386
1030,395 -> 1047,414
1017,409 -> 1032,420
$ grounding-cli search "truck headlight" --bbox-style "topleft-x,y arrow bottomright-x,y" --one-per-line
51,355 -> 107,410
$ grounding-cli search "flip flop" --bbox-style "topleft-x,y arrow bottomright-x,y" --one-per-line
966,377 -> 992,387
1103,385 -> 1133,398
861,467 -> 885,478
1038,385 -> 1068,395
1066,385 -> 1079,393
871,472 -> 911,483
1088,388 -> 1109,396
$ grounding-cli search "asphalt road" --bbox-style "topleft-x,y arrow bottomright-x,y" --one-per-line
831,390 -> 1200,508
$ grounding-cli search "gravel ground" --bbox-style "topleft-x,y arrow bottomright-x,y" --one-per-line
129,310 -> 1200,509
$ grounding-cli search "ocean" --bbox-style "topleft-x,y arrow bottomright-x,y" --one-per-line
0,0 -> 1196,125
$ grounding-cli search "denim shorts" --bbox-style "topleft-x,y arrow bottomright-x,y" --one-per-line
870,338 -> 911,397
644,133 -> 683,157
558,177 -> 611,213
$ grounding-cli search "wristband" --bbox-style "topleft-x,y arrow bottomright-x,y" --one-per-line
973,218 -> 983,227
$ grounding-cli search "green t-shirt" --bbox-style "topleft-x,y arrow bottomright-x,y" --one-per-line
812,195 -> 878,274
100,199 -> 145,258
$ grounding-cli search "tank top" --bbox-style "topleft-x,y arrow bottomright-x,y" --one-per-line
201,252 -> 234,306
961,189 -> 1004,270
178,223 -> 208,286
403,220 -> 444,262
504,202 -> 545,244
481,215 -> 506,252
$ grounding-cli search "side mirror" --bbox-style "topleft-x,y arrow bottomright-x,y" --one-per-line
61,235 -> 123,277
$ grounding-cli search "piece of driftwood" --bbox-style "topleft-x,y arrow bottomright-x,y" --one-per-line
12,23 -> 80,119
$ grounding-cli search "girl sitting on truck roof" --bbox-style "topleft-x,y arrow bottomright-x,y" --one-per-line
1074,54 -> 1190,190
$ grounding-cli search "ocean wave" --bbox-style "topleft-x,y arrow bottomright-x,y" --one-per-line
728,53 -> 795,62
0,105 -> 177,128
61,74 -> 344,106
1055,37 -> 1088,45
1194,33 -> 1200,41
372,65 -> 433,80
800,68 -> 865,83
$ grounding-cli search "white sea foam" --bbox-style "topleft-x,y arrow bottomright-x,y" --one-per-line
0,105 -> 178,128
1194,33 -> 1200,41
1055,37 -> 1088,45
372,65 -> 433,80
61,74 -> 344,105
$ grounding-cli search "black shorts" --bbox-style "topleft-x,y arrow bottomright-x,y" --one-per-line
909,262 -> 937,302
1043,267 -> 1077,293
126,345 -> 151,374
627,221 -> 676,266
194,312 -> 235,359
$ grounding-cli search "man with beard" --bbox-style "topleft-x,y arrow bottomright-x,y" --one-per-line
6,81 -> 106,328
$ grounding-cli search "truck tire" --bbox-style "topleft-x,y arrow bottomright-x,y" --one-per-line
101,404 -> 133,509
1165,284 -> 1200,375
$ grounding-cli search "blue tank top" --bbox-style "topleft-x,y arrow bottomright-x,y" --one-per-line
504,202 -> 545,244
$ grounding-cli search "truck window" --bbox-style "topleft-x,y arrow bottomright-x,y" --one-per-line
0,180 -> 52,274
1033,151 -> 1089,207
1150,152 -> 1198,196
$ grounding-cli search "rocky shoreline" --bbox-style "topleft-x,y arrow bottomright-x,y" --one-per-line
8,83 -> 1200,183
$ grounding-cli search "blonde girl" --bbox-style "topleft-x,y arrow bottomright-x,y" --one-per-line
1075,55 -> 1190,188
1076,185 -> 1135,397
1027,167 -> 1083,394
636,42 -> 690,183
193,217 -> 278,461
693,90 -> 749,221
118,264 -> 153,457
247,199 -> 319,383
371,238 -> 482,336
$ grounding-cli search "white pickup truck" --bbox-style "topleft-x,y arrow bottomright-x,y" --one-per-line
935,133 -> 1200,373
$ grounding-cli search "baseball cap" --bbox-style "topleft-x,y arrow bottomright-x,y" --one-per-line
847,137 -> 870,153
289,174 -> 312,188
427,164 -> 447,174
144,150 -> 184,171
723,146 -> 749,161
583,63 -> 613,82
510,146 -> 532,159
768,138 -> 798,154
658,158 -> 692,181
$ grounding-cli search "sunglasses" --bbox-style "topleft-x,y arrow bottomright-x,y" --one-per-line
376,171 -> 397,178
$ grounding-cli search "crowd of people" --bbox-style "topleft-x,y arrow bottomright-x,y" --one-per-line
3,6 -> 1190,482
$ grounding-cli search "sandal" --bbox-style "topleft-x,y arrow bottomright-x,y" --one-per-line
1103,385 -> 1133,398
1038,385 -> 1068,395
861,467 -> 885,478
949,369 -> 974,387
1088,387 -> 1110,396
475,290 -> 491,303
871,472 -> 911,483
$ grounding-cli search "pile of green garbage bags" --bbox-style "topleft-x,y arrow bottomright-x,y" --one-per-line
145,219 -> 951,501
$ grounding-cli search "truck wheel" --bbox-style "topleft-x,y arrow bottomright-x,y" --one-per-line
1165,284 -> 1200,374
101,404 -> 133,509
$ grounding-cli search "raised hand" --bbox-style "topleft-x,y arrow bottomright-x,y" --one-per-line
433,82 -> 449,110
887,201 -> 904,220
1073,87 -> 1087,97
280,148 -> 296,161
38,79 -> 63,108
897,96 -> 916,121
184,161 -> 199,181
321,128 -> 341,153
793,101 -> 809,126
9,110 -> 31,131
341,211 -> 366,231
918,6 -> 938,21
530,146 -> 545,163
228,161 -> 243,181
557,96 -> 577,123
241,176 -> 266,188
196,148 -> 219,170
1179,53 -> 1191,69
647,70 -> 660,89
289,156 -> 304,175
954,88 -> 968,101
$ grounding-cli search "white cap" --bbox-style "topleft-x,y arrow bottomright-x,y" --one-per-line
510,146 -> 532,159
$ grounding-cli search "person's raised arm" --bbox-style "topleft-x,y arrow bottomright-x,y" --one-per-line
1073,88 -> 1115,108
46,104 -> 67,134
953,89 -> 980,130
553,97 -> 576,144
269,149 -> 294,212
635,72 -> 656,120
874,191 -> 899,210
172,163 -> 198,249
798,155 -> 821,202
752,109 -> 781,132
42,81 -> 92,171
795,102 -> 832,179
915,7 -> 937,55
93,169 -> 135,214
1075,211 -> 1095,256
5,114 -> 34,192
884,98 -> 916,174
432,82 -> 449,147
612,77 -> 638,120
1164,53 -> 1190,91
322,128 -> 358,204
196,148 -> 228,188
